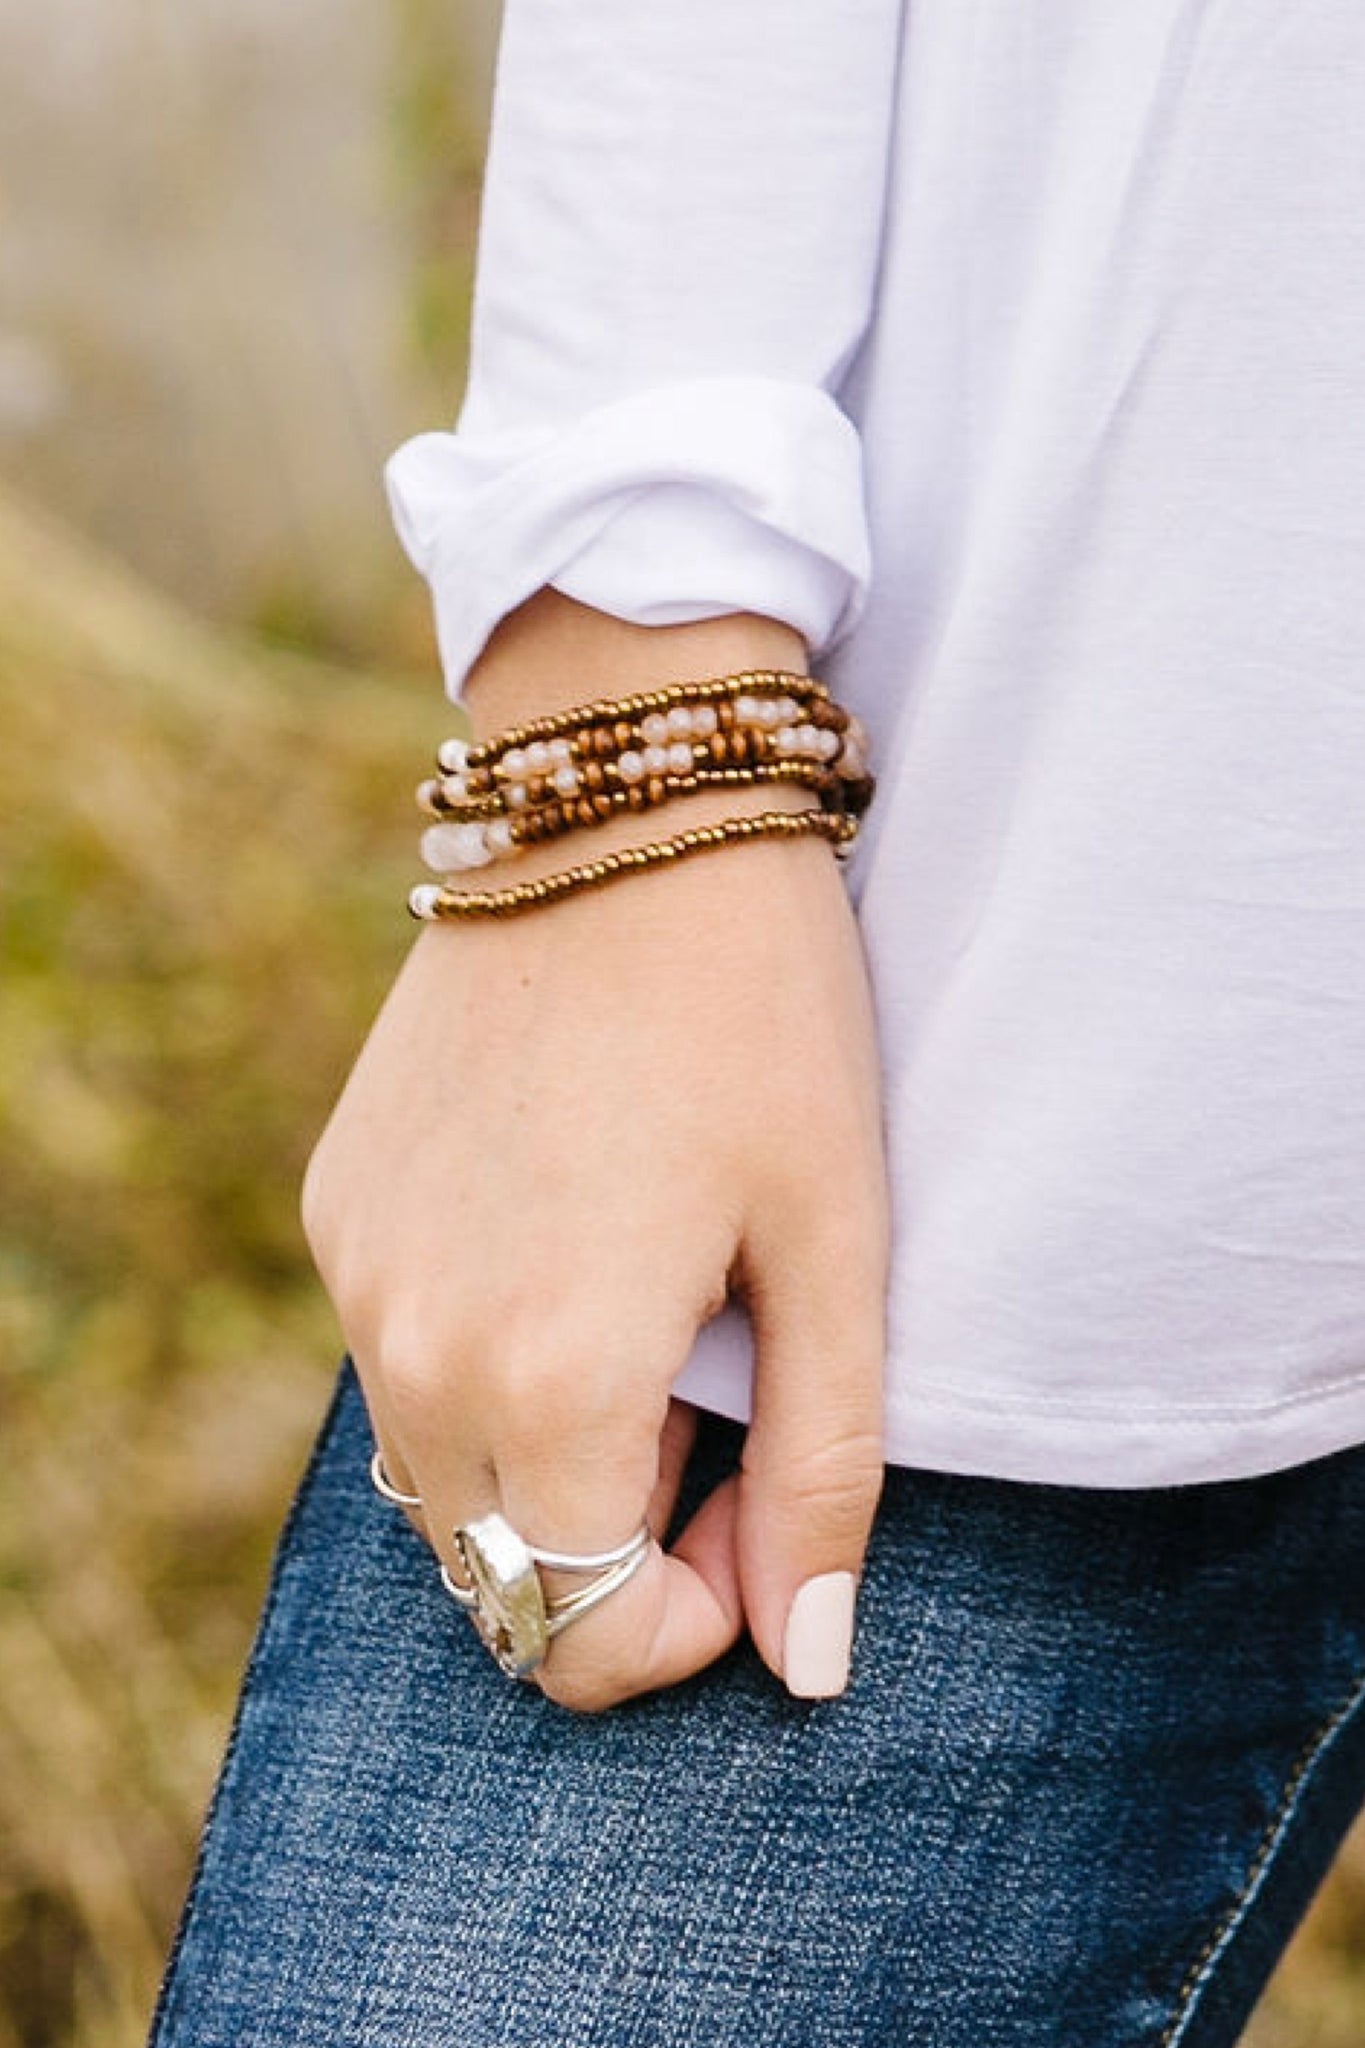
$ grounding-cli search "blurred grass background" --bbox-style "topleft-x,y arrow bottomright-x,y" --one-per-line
0,3 -> 1360,2043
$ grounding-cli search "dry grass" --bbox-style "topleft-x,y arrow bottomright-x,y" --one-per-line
0,487 -> 1360,2045
0,485 -> 443,2043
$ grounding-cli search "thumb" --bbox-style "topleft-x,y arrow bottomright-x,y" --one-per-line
734,1206 -> 888,1699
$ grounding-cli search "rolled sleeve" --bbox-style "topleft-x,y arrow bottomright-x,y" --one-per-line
383,0 -> 905,707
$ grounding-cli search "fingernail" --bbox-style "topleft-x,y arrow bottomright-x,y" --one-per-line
783,1571 -> 857,1698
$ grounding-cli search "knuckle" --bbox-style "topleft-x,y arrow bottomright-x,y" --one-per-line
372,1316 -> 460,1420
494,1344 -> 579,1433
494,1337 -> 640,1448
748,1426 -> 886,1533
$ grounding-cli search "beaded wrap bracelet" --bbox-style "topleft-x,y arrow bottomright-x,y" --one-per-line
407,668 -> 873,922
410,808 -> 857,921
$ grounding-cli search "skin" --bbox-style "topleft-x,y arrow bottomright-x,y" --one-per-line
300,588 -> 891,1712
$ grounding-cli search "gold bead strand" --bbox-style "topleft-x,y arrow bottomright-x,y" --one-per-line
408,807 -> 857,922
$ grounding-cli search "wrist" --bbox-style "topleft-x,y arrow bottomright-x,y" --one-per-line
460,587 -> 810,736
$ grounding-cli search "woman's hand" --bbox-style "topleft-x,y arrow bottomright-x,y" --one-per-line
299,597 -> 891,1712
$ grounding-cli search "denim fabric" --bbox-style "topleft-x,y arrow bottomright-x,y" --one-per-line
149,1358 -> 1365,2047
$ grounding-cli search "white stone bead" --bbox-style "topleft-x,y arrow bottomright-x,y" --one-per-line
419,824 -> 465,872
420,822 -> 492,872
548,736 -> 573,762
617,750 -> 646,783
642,744 -> 669,774
415,778 -> 443,810
525,740 -> 552,774
553,764 -> 580,795
437,737 -> 470,773
640,712 -> 670,745
735,695 -> 759,723
817,728 -> 840,759
692,705 -> 719,735
777,695 -> 800,723
485,817 -> 516,855
666,705 -> 694,735
457,823 -> 495,867
409,883 -> 445,919
757,698 -> 783,727
667,741 -> 694,775
506,782 -> 529,808
837,739 -> 867,778
775,725 -> 798,753
796,723 -> 821,754
498,748 -> 527,779
440,772 -> 469,800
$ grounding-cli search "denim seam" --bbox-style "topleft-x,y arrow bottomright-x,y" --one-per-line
1157,1658 -> 1365,2047
144,1358 -> 355,2047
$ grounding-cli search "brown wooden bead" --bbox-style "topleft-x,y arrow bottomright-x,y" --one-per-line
626,787 -> 647,810
583,760 -> 604,791
643,776 -> 665,804
614,721 -> 633,748
575,798 -> 597,827
592,793 -> 615,818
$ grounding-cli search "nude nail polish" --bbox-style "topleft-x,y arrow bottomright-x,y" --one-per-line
783,1570 -> 857,1698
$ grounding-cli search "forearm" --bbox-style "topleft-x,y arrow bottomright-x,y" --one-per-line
461,587 -> 808,730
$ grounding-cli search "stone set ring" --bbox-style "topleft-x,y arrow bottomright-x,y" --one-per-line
444,1511 -> 653,1677
367,1446 -> 651,1678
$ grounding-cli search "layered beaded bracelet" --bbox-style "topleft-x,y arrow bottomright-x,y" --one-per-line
407,668 -> 874,922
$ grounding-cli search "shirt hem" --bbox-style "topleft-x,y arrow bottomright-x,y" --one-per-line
672,1351 -> 1365,1488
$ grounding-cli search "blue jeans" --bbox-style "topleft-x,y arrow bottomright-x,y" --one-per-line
148,1358 -> 1365,2047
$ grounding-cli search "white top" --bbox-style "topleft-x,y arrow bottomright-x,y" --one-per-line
384,0 -> 1365,1487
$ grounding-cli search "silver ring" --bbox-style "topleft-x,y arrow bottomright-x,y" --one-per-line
447,1511 -> 652,1678
369,1448 -> 423,1510
543,1540 -> 651,1637
438,1560 -> 479,1611
524,1527 -> 651,1573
